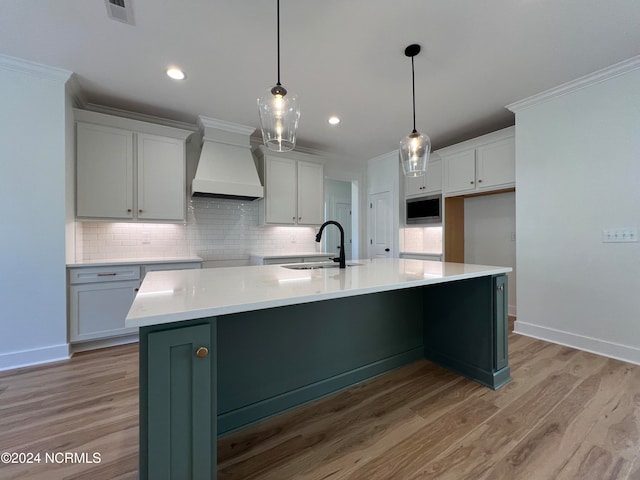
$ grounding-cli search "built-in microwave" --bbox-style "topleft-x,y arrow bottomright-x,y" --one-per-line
406,194 -> 442,225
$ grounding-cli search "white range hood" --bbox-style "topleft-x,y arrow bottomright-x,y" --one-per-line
191,116 -> 264,200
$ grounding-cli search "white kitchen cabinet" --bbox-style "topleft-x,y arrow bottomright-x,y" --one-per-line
76,122 -> 134,219
75,109 -> 192,222
405,155 -> 442,197
137,134 -> 185,221
297,161 -> 324,225
68,265 -> 141,342
255,146 -> 325,226
68,260 -> 201,344
440,127 -> 515,196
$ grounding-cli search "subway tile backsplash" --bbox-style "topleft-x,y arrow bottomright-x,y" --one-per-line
76,197 -> 319,263
402,226 -> 443,254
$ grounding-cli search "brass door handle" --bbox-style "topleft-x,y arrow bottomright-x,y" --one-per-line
196,346 -> 209,358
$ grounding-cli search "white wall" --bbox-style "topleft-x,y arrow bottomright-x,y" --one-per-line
464,192 -> 516,315
0,56 -> 72,369
509,57 -> 640,364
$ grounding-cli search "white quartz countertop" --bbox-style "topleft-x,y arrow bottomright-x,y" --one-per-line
250,252 -> 336,259
67,256 -> 203,268
126,258 -> 511,328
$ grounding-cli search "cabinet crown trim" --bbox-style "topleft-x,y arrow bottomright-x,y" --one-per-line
74,109 -> 192,141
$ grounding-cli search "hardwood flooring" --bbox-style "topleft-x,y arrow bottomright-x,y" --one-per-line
2,321 -> 640,479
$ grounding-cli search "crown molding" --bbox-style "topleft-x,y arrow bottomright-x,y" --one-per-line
85,103 -> 198,132
65,74 -> 88,108
197,116 -> 255,136
0,54 -> 72,83
507,55 -> 640,113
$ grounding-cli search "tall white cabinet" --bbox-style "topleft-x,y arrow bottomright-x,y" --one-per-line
75,109 -> 192,222
254,146 -> 325,226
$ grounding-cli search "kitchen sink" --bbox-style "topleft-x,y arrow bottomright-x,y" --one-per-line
281,262 -> 362,270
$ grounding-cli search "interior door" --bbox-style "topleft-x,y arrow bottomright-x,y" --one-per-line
335,202 -> 352,260
370,191 -> 393,258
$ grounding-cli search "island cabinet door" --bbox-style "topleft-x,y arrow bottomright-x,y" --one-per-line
494,274 -> 509,371
141,322 -> 215,480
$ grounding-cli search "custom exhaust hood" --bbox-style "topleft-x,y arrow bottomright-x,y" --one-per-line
191,116 -> 264,200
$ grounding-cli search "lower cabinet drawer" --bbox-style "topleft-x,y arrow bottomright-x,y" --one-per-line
69,266 -> 141,284
69,280 -> 140,342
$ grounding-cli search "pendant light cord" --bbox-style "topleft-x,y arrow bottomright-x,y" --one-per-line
276,0 -> 281,86
411,55 -> 417,133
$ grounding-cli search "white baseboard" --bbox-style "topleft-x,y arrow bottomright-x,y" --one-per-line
514,320 -> 640,366
70,334 -> 139,354
508,304 -> 517,317
0,343 -> 70,372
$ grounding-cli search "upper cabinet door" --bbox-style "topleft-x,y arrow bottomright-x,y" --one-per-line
476,138 -> 515,190
424,159 -> 443,194
444,150 -> 476,195
77,122 -> 134,219
137,133 -> 185,221
265,155 -> 297,224
297,161 -> 324,225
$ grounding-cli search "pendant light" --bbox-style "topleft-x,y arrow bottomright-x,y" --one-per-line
257,0 -> 300,152
399,44 -> 431,177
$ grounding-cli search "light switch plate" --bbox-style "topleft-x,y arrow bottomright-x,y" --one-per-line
602,227 -> 638,243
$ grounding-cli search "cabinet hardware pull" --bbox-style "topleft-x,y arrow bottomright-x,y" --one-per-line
497,285 -> 504,292
134,288 -> 139,292
478,179 -> 483,183
470,181 -> 474,184
97,273 -> 117,276
127,209 -> 132,213
298,217 -> 302,221
196,346 -> 209,358
139,209 -> 143,213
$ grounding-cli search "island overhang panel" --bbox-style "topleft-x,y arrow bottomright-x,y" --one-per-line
127,258 -> 511,480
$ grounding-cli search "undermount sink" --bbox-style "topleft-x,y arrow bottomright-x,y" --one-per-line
281,262 -> 362,270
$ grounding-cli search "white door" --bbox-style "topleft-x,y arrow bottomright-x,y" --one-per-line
335,202 -> 352,260
370,191 -> 393,258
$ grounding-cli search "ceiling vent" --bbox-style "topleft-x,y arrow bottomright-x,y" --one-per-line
105,0 -> 135,25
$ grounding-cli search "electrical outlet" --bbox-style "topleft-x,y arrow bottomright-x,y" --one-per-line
602,227 -> 638,243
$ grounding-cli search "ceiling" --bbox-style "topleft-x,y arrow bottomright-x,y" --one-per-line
1,0 -> 639,162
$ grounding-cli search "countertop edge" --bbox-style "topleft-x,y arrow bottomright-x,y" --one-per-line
126,263 -> 512,328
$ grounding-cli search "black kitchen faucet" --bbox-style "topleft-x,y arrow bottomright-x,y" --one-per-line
315,221 -> 346,269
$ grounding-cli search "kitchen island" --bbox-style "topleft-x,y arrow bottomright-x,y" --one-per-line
126,258 -> 511,480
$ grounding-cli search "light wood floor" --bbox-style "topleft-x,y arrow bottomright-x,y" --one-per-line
2,321 -> 640,479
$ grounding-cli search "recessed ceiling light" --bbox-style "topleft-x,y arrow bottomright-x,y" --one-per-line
328,116 -> 340,125
166,67 -> 186,80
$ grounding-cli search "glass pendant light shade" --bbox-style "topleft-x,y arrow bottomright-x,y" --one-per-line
258,84 -> 300,152
400,130 -> 431,177
258,0 -> 299,152
400,43 -> 430,177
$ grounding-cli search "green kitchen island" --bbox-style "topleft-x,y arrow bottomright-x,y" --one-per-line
126,257 -> 511,480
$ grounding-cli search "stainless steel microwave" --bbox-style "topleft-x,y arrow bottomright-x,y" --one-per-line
406,194 -> 442,224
